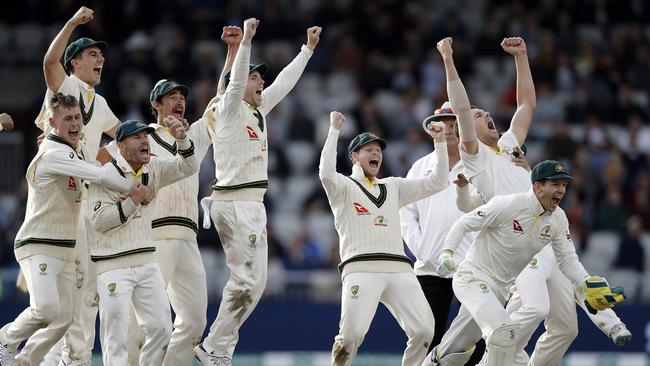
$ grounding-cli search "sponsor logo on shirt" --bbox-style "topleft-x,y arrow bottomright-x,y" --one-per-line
476,211 -> 486,217
245,126 -> 259,139
512,219 -> 524,233
68,176 -> 78,190
353,202 -> 370,215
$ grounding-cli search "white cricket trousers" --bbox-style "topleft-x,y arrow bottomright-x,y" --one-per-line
202,200 -> 267,358
126,239 -> 208,366
332,271 -> 434,366
0,255 -> 74,365
435,265 -> 514,363
97,263 -> 172,366
507,246 -> 623,366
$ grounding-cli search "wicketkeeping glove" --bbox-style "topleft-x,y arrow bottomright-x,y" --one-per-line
436,249 -> 456,276
583,276 -> 626,314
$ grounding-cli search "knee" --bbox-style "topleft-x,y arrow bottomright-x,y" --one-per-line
34,300 -> 61,323
410,324 -> 435,349
146,320 -> 172,341
551,320 -> 578,343
522,303 -> 550,324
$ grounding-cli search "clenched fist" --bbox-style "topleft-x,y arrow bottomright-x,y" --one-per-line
425,121 -> 446,142
0,113 -> 14,131
242,18 -> 259,46
437,37 -> 453,59
162,116 -> 189,139
501,37 -> 527,56
329,111 -> 345,130
69,6 -> 94,26
221,26 -> 243,47
306,26 -> 323,51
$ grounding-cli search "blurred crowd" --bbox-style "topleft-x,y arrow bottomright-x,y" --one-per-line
0,0 -> 648,301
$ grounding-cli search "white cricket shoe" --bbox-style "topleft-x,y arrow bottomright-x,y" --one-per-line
194,344 -> 231,366
0,342 -> 16,366
610,323 -> 632,346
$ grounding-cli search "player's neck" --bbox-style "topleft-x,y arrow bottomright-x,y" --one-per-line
448,147 -> 460,169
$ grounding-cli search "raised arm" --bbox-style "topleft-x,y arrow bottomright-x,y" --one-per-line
260,26 -> 321,113
397,122 -> 449,207
43,6 -> 94,92
399,167 -> 424,252
318,111 -> 345,195
503,37 -> 536,145
217,26 -> 243,96
454,174 -> 485,212
437,37 -> 478,154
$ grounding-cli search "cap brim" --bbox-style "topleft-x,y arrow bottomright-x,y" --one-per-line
250,63 -> 269,78
119,125 -> 155,142
88,40 -> 109,52
159,84 -> 190,100
542,173 -> 574,181
422,113 -> 455,129
362,137 -> 387,150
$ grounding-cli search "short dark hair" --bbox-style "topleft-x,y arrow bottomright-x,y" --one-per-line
49,93 -> 79,115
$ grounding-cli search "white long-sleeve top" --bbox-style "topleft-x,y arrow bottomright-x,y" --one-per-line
399,156 -> 475,277
445,190 -> 588,288
203,43 -> 313,201
15,133 -> 131,262
88,137 -> 198,274
146,120 -> 212,241
35,75 -> 120,159
319,127 -> 449,276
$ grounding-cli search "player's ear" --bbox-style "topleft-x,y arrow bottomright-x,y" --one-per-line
48,116 -> 57,129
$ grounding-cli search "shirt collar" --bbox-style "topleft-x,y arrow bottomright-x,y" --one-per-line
69,74 -> 95,92
115,150 -> 150,177
350,164 -> 377,187
525,189 -> 547,217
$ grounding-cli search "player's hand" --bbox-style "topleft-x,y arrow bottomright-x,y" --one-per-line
36,133 -> 46,146
162,116 -> 188,139
242,18 -> 259,46
610,323 -> 632,347
221,26 -> 243,47
129,182 -> 149,206
329,111 -> 345,130
501,37 -> 527,56
436,249 -> 456,276
511,146 -> 530,171
16,270 -> 28,294
306,26 -> 323,51
141,186 -> 156,205
69,6 -> 94,26
583,276 -> 625,314
425,121 -> 446,142
436,37 -> 453,59
453,173 -> 469,188
0,113 -> 14,131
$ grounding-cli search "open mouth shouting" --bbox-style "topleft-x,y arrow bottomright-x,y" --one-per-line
139,146 -> 150,158
93,65 -> 103,78
69,128 -> 80,139
172,107 -> 184,119
369,159 -> 380,169
487,118 -> 496,130
255,87 -> 263,96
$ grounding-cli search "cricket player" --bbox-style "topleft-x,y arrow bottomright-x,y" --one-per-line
87,118 -> 198,366
0,94 -> 132,366
400,101 -> 529,364
321,111 -> 449,366
36,6 -> 122,365
426,37 -> 629,366
195,18 -> 321,365
435,160 -> 625,366
124,26 -> 243,366
0,113 -> 14,131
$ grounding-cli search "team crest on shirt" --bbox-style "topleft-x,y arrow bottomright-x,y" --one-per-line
479,283 -> 489,293
351,285 -> 360,299
539,225 -> 552,239
512,219 -> 524,233
529,257 -> 538,269
108,283 -> 117,296
248,234 -> 257,248
245,126 -> 259,139
374,215 -> 387,227
353,202 -> 370,215
39,263 -> 47,274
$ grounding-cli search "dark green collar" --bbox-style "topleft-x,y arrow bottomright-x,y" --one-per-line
347,176 -> 387,208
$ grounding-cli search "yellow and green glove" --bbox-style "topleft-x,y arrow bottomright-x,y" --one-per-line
583,276 -> 626,314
